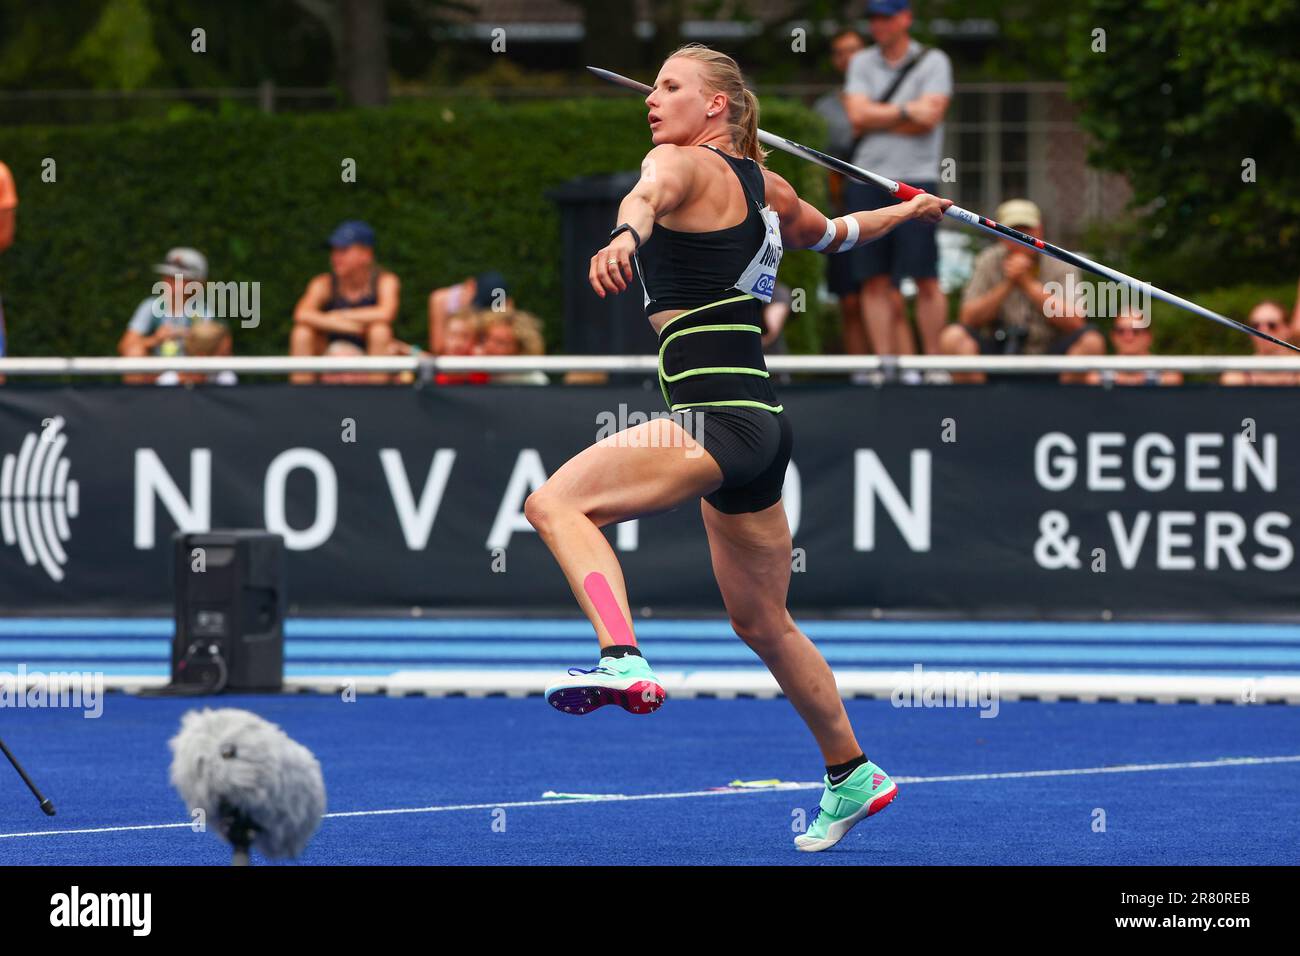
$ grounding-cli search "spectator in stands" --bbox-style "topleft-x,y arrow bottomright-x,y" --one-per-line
479,308 -> 548,385
1085,309 -> 1182,387
118,247 -> 214,385
814,28 -> 913,367
841,0 -> 953,356
318,339 -> 387,386
0,159 -> 16,384
762,283 -> 795,386
428,271 -> 513,355
937,199 -> 1103,383
762,282 -> 792,355
157,320 -> 237,387
814,28 -> 868,356
290,220 -> 399,384
434,311 -> 490,386
1220,301 -> 1300,386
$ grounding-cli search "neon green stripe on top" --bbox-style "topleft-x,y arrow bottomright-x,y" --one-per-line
658,323 -> 765,406
655,293 -> 757,337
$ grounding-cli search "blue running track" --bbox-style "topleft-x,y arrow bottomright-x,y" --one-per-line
1,693 -> 1298,865
2,617 -> 1300,676
1,616 -> 1296,865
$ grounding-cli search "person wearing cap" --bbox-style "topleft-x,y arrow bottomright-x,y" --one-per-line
427,270 -> 513,355
0,159 -> 18,379
841,0 -> 953,356
118,247 -> 214,384
937,198 -> 1103,383
290,220 -> 400,384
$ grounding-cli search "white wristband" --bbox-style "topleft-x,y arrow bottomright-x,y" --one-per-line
838,215 -> 861,251
810,218 -> 836,252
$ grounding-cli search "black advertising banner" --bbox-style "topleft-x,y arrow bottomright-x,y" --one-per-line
0,383 -> 1296,618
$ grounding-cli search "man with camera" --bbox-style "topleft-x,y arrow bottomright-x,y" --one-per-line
937,198 -> 1103,383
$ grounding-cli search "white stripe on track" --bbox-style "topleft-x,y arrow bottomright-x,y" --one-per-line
2,754 -> 1297,840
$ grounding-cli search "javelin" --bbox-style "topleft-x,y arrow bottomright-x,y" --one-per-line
587,65 -> 1300,355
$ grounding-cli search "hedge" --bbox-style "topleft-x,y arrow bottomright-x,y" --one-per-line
0,98 -> 832,358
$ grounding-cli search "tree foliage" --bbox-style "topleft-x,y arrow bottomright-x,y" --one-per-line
1065,0 -> 1300,287
0,99 -> 828,357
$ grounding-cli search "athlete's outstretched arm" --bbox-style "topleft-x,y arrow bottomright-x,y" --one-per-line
762,171 -> 950,254
590,144 -> 696,298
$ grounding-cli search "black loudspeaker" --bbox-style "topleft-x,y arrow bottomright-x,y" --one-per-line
171,530 -> 286,692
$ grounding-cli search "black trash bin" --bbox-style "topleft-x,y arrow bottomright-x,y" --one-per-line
547,172 -> 660,364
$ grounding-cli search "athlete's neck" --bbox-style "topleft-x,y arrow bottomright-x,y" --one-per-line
686,131 -> 741,158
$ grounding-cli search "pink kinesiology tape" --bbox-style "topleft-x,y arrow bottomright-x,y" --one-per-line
583,571 -> 636,645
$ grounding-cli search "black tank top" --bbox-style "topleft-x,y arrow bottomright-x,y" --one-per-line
638,147 -> 785,415
327,268 -> 379,311
633,145 -> 780,314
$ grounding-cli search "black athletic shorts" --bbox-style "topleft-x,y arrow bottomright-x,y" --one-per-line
842,179 -> 940,285
676,406 -> 793,515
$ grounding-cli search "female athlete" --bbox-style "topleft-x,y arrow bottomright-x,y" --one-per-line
526,43 -> 949,851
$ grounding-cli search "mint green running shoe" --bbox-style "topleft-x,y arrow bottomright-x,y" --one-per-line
545,652 -> 665,716
794,761 -> 898,852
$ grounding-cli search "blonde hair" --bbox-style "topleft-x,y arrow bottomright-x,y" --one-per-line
475,308 -> 546,356
185,320 -> 231,356
663,43 -> 766,164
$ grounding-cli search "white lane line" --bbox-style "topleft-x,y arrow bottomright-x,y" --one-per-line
2,754 -> 1297,840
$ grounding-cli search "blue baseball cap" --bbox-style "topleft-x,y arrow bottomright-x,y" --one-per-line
327,220 -> 376,249
865,0 -> 909,15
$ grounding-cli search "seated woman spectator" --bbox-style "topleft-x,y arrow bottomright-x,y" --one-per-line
478,308 -> 548,385
290,221 -> 399,384
428,271 -> 512,355
1085,309 -> 1182,387
1220,301 -> 1300,386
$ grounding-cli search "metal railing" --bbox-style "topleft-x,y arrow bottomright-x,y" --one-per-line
0,355 -> 1290,378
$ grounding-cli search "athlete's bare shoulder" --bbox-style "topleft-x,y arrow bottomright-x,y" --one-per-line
639,142 -> 695,175
634,143 -> 701,214
759,167 -> 799,216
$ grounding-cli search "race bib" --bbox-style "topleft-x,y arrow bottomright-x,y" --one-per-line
735,204 -> 783,303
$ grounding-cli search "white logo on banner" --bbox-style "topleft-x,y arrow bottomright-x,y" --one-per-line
1032,430 -> 1291,571
0,417 -> 80,582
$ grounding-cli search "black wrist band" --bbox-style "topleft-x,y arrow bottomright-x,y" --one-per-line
609,223 -> 642,250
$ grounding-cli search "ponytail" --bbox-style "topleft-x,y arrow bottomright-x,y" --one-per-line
735,88 -> 766,164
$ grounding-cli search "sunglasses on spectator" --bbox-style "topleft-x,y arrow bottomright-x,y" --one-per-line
1252,320 -> 1283,332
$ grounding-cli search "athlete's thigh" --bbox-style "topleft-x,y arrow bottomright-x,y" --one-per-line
543,417 -> 723,527
700,497 -> 793,626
